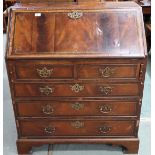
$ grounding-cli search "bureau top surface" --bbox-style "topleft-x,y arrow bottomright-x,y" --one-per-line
6,2 -> 147,59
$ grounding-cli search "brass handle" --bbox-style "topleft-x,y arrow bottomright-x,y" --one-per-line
99,67 -> 114,78
39,86 -> 54,96
100,105 -> 112,114
99,86 -> 112,95
68,11 -> 83,19
44,126 -> 55,134
42,105 -> 54,115
71,102 -> 84,110
99,126 -> 112,134
37,67 -> 53,78
71,121 -> 84,129
70,83 -> 84,93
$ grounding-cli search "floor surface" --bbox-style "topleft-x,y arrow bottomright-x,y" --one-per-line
3,34 -> 151,155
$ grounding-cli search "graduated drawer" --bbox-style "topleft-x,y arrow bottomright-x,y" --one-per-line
16,100 -> 137,117
19,119 -> 136,137
14,61 -> 74,80
77,64 -> 139,80
14,82 -> 140,97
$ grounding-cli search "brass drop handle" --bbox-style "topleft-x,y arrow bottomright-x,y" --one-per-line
37,67 -> 53,78
100,105 -> 112,114
71,121 -> 84,129
42,105 -> 54,115
99,86 -> 112,95
71,102 -> 84,110
99,67 -> 114,78
99,126 -> 112,134
44,126 -> 55,134
39,86 -> 54,96
70,83 -> 84,93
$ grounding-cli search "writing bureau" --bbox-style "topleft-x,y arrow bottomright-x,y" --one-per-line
5,2 -> 147,154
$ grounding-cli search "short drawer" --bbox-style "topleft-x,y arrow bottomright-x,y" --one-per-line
14,61 -> 74,80
77,64 -> 139,80
19,119 -> 135,137
14,82 -> 140,97
17,100 -> 137,117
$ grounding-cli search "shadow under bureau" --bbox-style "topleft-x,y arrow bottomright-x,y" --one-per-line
5,1 -> 147,154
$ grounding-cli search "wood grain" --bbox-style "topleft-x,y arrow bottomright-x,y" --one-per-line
16,100 -> 137,117
19,119 -> 136,137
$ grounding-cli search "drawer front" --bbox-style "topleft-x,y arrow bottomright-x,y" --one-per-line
19,120 -> 135,137
14,62 -> 74,80
77,64 -> 139,80
17,100 -> 137,117
14,83 -> 139,97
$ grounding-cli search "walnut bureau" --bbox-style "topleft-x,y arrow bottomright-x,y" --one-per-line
5,2 -> 147,154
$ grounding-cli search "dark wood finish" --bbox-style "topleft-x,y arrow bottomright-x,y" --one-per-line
78,64 -> 140,80
16,100 -> 137,117
11,9 -> 143,57
5,2 -> 147,154
14,61 -> 74,80
11,59 -> 142,82
19,119 -> 135,137
14,82 -> 140,97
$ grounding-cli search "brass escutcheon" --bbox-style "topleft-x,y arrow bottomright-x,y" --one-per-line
71,121 -> 84,129
68,11 -> 83,19
70,83 -> 84,93
37,67 -> 53,78
42,105 -> 54,115
71,102 -> 84,110
39,86 -> 54,96
99,86 -> 112,95
99,67 -> 114,78
44,126 -> 55,134
99,125 -> 112,134
100,105 -> 112,113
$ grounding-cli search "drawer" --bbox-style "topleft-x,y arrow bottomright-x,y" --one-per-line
14,82 -> 139,97
17,100 -> 137,117
19,119 -> 135,137
77,64 -> 139,80
14,62 -> 74,80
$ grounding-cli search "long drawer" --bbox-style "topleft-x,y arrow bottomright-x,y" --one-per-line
14,82 -> 140,97
19,119 -> 136,137
16,100 -> 137,117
